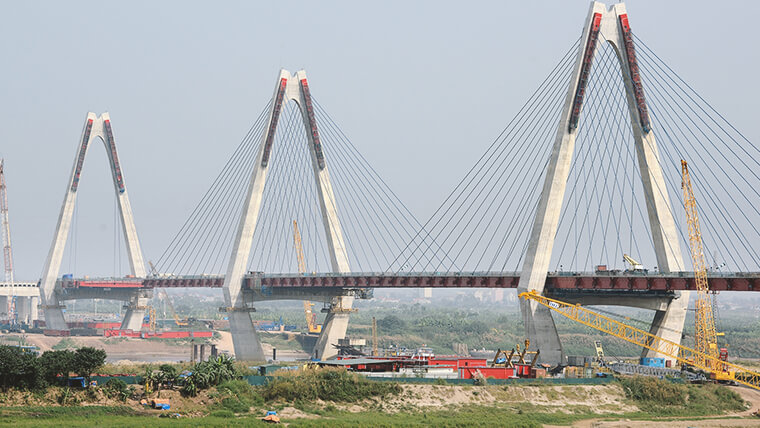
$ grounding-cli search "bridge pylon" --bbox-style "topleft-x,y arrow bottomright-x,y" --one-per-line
39,113 -> 148,331
518,2 -> 688,365
223,70 -> 352,361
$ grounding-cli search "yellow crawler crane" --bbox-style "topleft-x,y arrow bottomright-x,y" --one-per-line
293,221 -> 322,334
681,160 -> 721,371
519,291 -> 760,391
372,316 -> 378,357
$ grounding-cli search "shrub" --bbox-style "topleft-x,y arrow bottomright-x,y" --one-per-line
619,376 -> 686,406
261,367 -> 401,403
158,364 -> 178,387
215,379 -> 262,413
104,378 -> 130,402
618,375 -> 747,416
181,354 -> 238,397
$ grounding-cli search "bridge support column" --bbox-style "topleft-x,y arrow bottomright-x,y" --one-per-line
16,297 -> 30,325
39,113 -> 146,332
313,295 -> 353,360
0,296 -> 7,319
30,297 -> 39,323
518,3 -> 686,366
518,2 -> 607,366
644,292 -> 688,359
224,70 -> 352,361
121,290 -> 152,331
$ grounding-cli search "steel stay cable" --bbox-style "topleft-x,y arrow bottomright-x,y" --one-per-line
262,103 -> 307,272
417,49 -> 581,271
577,43 -> 634,268
200,107 -> 275,273
187,115 -> 269,274
483,70 -> 575,271
569,52 -> 617,269
155,101 -> 270,271
581,43 -> 641,268
634,35 -> 760,166
641,84 -> 740,270
441,59 -> 578,271
313,101 -> 452,270
157,103 -> 269,272
314,108 -> 402,269
551,43 -> 621,269
637,52 -> 760,249
178,110 -> 268,274
389,39 -> 581,272
414,49 -> 580,271
637,59 -> 754,269
637,55 -> 760,268
316,107 -> 434,270
254,101 -> 300,271
163,108 -> 268,273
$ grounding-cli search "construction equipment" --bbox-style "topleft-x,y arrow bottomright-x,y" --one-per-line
623,254 -> 645,271
371,316 -> 378,357
0,160 -> 16,324
519,291 -> 760,391
302,302 -> 321,334
147,307 -> 157,331
492,339 -> 540,368
158,289 -> 189,327
594,341 -> 605,363
293,220 -> 322,334
148,261 -> 192,328
681,160 -> 724,374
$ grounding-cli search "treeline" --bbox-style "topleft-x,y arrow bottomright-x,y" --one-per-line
0,345 -> 106,390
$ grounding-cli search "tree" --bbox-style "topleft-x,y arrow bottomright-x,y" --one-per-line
38,350 -> 75,386
0,345 -> 43,390
378,315 -> 406,333
71,347 -> 106,383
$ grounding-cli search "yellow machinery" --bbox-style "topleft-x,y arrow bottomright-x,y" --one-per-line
519,291 -> 760,390
293,221 -> 322,334
623,254 -> 645,271
159,289 -> 189,327
146,261 -> 191,328
681,160 -> 722,373
147,307 -> 157,331
372,316 -> 378,357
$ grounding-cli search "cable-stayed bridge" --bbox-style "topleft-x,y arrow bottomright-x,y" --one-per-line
13,2 -> 760,364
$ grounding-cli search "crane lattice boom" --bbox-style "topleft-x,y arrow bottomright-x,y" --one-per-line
681,160 -> 720,368
0,159 -> 16,321
519,291 -> 760,391
293,220 -> 321,334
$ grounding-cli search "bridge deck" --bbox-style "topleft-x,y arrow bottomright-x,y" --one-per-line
45,271 -> 759,292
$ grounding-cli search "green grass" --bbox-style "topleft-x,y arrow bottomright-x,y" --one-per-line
51,338 -> 77,351
0,404 -> 599,427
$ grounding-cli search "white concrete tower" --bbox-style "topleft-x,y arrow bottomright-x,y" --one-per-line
518,2 -> 687,365
223,70 -> 352,361
39,113 -> 147,331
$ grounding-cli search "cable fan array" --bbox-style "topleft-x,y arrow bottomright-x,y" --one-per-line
395,28 -> 760,274
154,92 -> 439,275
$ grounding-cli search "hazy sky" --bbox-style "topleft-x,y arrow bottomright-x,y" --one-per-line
0,1 -> 758,279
